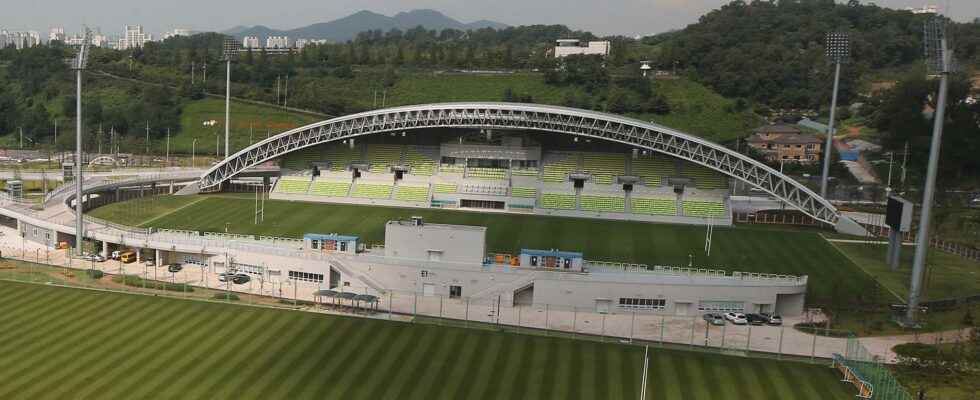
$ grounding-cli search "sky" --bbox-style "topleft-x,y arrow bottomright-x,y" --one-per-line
2,0 -> 978,37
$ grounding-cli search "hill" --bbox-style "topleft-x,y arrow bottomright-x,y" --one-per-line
227,9 -> 509,43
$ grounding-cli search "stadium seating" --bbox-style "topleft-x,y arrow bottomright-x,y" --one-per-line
275,177 -> 311,194
682,200 -> 728,218
467,167 -> 507,180
281,147 -> 321,170
433,183 -> 457,194
582,153 -> 626,185
351,183 -> 393,199
394,185 -> 429,202
308,180 -> 351,197
631,157 -> 675,187
324,146 -> 357,172
403,147 -> 437,176
631,197 -> 678,216
540,193 -> 576,210
510,168 -> 539,177
510,187 -> 538,198
684,165 -> 729,190
366,144 -> 403,173
440,164 -> 464,174
542,153 -> 578,183
580,195 -> 626,212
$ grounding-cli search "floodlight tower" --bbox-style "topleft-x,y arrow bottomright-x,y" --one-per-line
907,17 -> 954,324
222,38 -> 239,159
72,29 -> 92,256
820,32 -> 849,199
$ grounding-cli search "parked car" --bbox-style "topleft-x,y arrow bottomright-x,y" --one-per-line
702,313 -> 725,326
110,250 -> 122,260
167,263 -> 183,273
144,258 -> 156,266
232,274 -> 250,285
745,313 -> 768,325
79,253 -> 106,262
724,312 -> 748,325
759,312 -> 783,325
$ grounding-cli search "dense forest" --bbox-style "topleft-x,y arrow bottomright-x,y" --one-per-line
650,0 -> 980,109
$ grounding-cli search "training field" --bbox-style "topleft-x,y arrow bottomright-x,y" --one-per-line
0,281 -> 853,399
90,195 -> 889,307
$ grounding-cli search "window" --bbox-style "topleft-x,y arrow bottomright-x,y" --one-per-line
805,144 -> 815,150
420,270 -> 429,278
288,270 -> 324,283
182,257 -> 206,267
32,228 -> 38,237
449,285 -> 462,298
697,301 -> 745,313
310,241 -> 319,250
232,263 -> 264,276
617,298 -> 665,310
796,145 -> 802,148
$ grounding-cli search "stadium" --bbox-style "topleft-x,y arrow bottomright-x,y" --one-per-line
0,102 -> 907,399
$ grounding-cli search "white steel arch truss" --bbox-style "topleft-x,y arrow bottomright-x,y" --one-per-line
200,102 -> 840,224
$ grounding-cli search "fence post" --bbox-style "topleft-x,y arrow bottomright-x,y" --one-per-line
465,298 -> 469,328
600,314 -> 606,342
413,292 -> 418,321
777,326 -> 784,359
629,311 -> 636,343
811,331 -> 817,362
660,316 -> 665,346
689,316 -> 695,347
721,322 -> 727,348
746,324 -> 752,351
545,304 -> 550,335
517,305 -> 522,335
388,292 -> 392,320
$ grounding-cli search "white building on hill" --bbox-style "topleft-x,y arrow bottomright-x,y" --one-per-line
554,39 -> 611,58
119,25 -> 151,50
243,36 -> 260,49
266,36 -> 289,49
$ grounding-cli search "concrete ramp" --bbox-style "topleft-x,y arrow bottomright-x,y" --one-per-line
174,181 -> 200,196
835,214 -> 870,236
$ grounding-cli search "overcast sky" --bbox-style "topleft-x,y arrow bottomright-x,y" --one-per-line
3,0 -> 978,37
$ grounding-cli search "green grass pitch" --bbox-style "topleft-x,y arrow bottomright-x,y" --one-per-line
88,195 -> 892,309
0,281 -> 853,399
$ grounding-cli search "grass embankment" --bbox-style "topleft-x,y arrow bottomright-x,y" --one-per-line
89,195 -> 885,308
0,280 -> 854,399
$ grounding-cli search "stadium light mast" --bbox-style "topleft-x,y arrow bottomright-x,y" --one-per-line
907,17 -> 954,324
71,28 -> 92,256
222,38 -> 239,159
820,32 -> 849,199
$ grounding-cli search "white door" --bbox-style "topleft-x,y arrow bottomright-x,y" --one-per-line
595,299 -> 611,314
422,283 -> 436,297
675,302 -> 690,316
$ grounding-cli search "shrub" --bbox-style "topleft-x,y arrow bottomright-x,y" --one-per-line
85,269 -> 104,279
212,292 -> 239,301
111,274 -> 194,293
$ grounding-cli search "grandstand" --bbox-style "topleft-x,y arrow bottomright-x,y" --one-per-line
366,144 -> 403,173
580,195 -> 626,213
541,193 -> 576,210
684,165 -> 729,190
631,197 -> 678,216
271,130 -> 732,226
542,153 -> 578,183
582,153 -> 625,185
510,187 -> 538,198
309,179 -> 351,197
683,199 -> 728,218
394,185 -> 430,202
350,182 -> 394,199
631,156 -> 675,187
275,177 -> 311,194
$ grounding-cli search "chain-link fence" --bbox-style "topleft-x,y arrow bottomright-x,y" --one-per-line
835,335 -> 914,400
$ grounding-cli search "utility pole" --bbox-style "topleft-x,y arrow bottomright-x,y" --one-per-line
283,74 -> 289,109
19,127 -> 23,149
191,61 -> 195,85
53,119 -> 58,149
191,138 -> 197,168
908,18 -> 954,324
145,120 -> 150,164
820,32 -> 849,198
275,76 -> 280,106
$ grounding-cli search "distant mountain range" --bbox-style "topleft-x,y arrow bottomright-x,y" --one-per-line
225,9 -> 509,43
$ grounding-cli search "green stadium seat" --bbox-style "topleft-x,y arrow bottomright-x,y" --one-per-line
467,167 -> 507,180
366,144 -> 403,173
542,154 -> 577,183
510,168 -> 539,177
510,187 -> 538,198
580,195 -> 626,212
631,157 -> 675,187
280,147 -> 322,171
404,147 -> 437,176
433,183 -> 457,194
582,153 -> 625,185
440,164 -> 464,174
351,183 -> 393,199
324,145 -> 357,172
631,197 -> 678,216
394,185 -> 429,202
541,193 -> 576,210
684,165 -> 729,190
682,200 -> 728,218
308,180 -> 351,197
275,177 -> 311,194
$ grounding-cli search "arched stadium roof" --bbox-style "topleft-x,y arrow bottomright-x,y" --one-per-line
199,102 -> 842,225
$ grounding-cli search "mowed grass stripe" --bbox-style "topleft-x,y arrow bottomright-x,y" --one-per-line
124,305 -> 249,399
33,298 -> 196,400
461,333 -> 506,399
1,298 -> 169,399
442,330 -> 491,399
545,338 -> 570,399
422,329 -> 484,399
177,310 -> 284,399
236,317 -> 329,400
251,315 -> 349,398
336,324 -> 419,398
401,328 -> 467,399
78,301 -> 220,398
199,312 -> 306,399
361,322 -> 427,399
286,320 -> 374,399
376,324 -> 443,399
319,324 -> 401,399
618,346 -> 641,400
276,318 -> 358,399
0,286 -> 79,340
106,303 -> 243,398
505,335 -> 539,399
